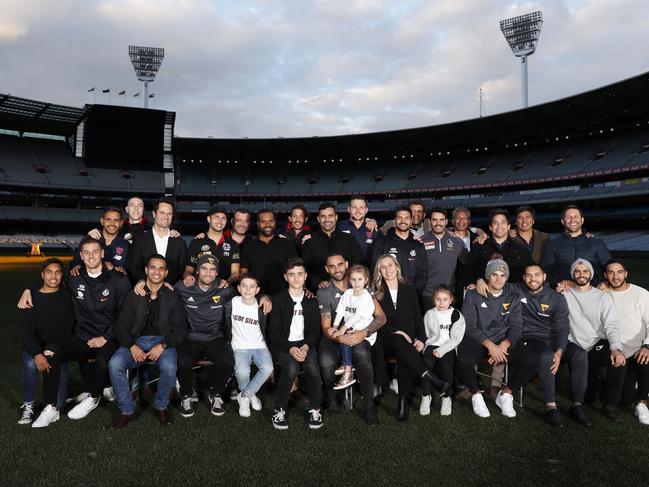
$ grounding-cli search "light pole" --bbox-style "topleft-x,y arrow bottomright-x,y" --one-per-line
500,11 -> 543,108
128,45 -> 165,108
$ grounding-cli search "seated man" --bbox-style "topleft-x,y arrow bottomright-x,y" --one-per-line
175,255 -> 237,418
108,254 -> 187,428
19,259 -> 73,426
268,258 -> 323,430
458,259 -> 522,418
561,259 -> 626,426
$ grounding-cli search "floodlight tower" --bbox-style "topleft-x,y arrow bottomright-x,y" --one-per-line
500,11 -> 543,108
128,45 -> 165,108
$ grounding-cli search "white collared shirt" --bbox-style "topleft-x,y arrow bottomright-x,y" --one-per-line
153,227 -> 170,257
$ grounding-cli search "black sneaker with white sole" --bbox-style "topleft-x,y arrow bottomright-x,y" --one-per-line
209,393 -> 225,416
17,403 -> 35,425
180,396 -> 195,418
272,408 -> 288,430
308,409 -> 323,429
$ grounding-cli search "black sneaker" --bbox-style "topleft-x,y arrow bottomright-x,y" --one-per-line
308,409 -> 323,429
603,406 -> 622,423
569,405 -> 592,427
545,408 -> 563,428
272,408 -> 288,430
180,395 -> 195,418
209,393 -> 225,416
17,403 -> 35,425
364,408 -> 379,426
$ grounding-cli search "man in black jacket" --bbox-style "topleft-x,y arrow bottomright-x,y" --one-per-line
108,254 -> 187,428
268,258 -> 323,430
372,205 -> 427,295
301,202 -> 363,291
128,198 -> 187,285
465,208 -> 534,286
23,237 -> 131,427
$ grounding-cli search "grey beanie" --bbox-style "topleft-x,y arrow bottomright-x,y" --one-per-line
197,253 -> 219,270
485,258 -> 510,279
570,258 -> 594,280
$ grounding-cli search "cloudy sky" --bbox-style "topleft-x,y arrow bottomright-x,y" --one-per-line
3,0 -> 649,138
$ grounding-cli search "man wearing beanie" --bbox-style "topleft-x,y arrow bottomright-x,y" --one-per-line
458,258 -> 523,418
561,258 -> 626,426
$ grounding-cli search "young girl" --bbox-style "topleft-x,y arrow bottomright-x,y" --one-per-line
329,265 -> 375,390
421,285 -> 466,416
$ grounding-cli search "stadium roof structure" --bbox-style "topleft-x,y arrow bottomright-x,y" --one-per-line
175,70 -> 649,162
0,94 -> 87,137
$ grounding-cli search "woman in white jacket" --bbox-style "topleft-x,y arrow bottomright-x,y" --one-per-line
420,285 -> 466,416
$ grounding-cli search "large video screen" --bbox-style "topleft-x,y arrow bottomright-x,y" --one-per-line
83,104 -> 166,170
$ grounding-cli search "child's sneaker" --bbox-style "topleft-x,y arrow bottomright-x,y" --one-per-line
333,370 -> 356,390
308,409 -> 323,429
17,403 -> 35,425
272,408 -> 288,430
237,393 -> 251,418
249,394 -> 263,411
419,395 -> 432,416
334,364 -> 345,376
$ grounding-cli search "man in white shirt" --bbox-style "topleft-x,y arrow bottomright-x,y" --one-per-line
604,259 -> 649,425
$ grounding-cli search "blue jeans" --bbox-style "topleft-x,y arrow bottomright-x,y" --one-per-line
233,348 -> 273,397
339,343 -> 353,366
108,336 -> 177,414
22,350 -> 69,409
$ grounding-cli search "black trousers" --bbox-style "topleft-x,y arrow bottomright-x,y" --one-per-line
44,335 -> 118,405
621,355 -> 649,404
274,342 -> 322,411
319,337 -> 374,410
177,338 -> 234,397
373,332 -> 430,398
507,338 -> 556,403
564,340 -> 626,406
422,345 -> 455,397
457,336 -> 494,394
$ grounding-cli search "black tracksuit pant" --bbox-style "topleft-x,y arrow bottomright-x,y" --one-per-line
44,335 -> 118,405
177,337 -> 234,397
422,345 -> 455,397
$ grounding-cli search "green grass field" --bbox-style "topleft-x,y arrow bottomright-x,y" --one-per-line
2,258 -> 649,486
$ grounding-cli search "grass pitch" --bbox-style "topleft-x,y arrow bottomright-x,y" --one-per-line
1,258 -> 649,486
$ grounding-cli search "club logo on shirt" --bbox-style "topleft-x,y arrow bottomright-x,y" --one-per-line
540,303 -> 550,312
201,244 -> 211,252
77,284 -> 85,291
212,295 -> 221,304
424,242 -> 435,250
389,247 -> 398,254
233,252 -> 240,259
187,296 -> 195,302
223,243 -> 231,252
446,239 -> 455,250
102,289 -> 110,297
116,247 -> 125,255
502,302 -> 510,311
410,250 -> 417,257
77,291 -> 84,299
124,233 -> 133,242
481,302 -> 488,308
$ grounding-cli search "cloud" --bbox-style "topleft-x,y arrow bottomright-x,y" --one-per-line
2,0 -> 649,138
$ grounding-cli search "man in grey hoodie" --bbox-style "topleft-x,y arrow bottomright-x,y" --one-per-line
561,258 -> 626,426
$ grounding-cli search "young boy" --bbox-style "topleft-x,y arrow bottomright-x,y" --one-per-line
225,273 -> 274,417
268,258 -> 323,430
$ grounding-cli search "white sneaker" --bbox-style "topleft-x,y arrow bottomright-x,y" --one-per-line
635,402 -> 649,425
389,378 -> 399,395
32,405 -> 60,428
237,393 -> 251,418
495,391 -> 517,418
440,397 -> 452,416
67,396 -> 100,420
419,395 -> 432,416
66,391 -> 90,404
471,393 -> 490,418
249,394 -> 262,411
103,387 -> 116,402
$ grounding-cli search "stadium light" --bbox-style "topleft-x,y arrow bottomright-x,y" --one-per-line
128,45 -> 165,108
500,11 -> 543,108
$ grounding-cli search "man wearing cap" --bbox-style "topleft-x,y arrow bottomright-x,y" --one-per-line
458,259 -> 523,418
175,254 -> 237,418
184,206 -> 241,285
603,259 -> 649,425
560,258 -> 626,426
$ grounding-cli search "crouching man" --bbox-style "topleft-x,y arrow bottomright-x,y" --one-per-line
108,254 -> 187,428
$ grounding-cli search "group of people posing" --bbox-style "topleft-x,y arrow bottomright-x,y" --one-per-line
16,195 -> 649,430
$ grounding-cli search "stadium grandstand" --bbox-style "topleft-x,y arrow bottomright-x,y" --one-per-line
2,71 -> 649,252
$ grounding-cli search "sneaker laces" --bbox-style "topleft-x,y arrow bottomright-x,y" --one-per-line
273,409 -> 286,421
20,403 -> 34,418
212,395 -> 224,408
181,397 -> 192,409
309,409 -> 322,421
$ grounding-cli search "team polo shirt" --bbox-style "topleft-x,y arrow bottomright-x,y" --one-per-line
240,234 -> 297,296
186,235 -> 240,281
